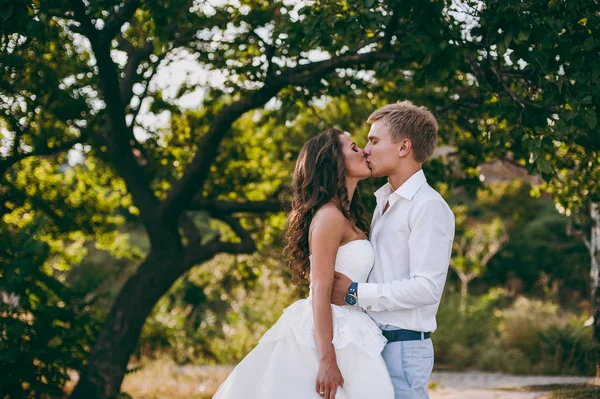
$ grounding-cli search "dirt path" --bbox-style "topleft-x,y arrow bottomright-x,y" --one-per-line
168,366 -> 596,399
430,388 -> 546,399
428,371 -> 597,399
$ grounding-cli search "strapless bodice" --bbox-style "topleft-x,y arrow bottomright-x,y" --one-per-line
259,239 -> 386,358
309,239 -> 374,283
260,240 -> 385,356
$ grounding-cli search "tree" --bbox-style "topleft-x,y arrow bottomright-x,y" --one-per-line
1,1 -> 459,397
3,0 -> 598,396
477,180 -> 590,304
446,0 -> 599,339
451,209 -> 507,312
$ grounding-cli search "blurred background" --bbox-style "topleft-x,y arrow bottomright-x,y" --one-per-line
1,0 -> 598,398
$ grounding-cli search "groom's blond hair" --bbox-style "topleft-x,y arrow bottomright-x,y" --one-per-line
367,100 -> 438,163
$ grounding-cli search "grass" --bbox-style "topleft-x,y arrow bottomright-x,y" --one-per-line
120,358 -> 233,399
499,384 -> 600,399
64,358 -> 599,399
543,384 -> 600,399
63,358 -> 234,399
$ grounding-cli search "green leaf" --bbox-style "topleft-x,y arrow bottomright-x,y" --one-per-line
585,112 -> 597,129
584,37 -> 596,51
504,34 -> 512,50
0,5 -> 13,20
517,30 -> 531,43
537,158 -> 552,174
563,110 -> 577,121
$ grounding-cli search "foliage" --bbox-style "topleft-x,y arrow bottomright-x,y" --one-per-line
137,250 -> 300,364
0,219 -> 99,399
451,206 -> 507,309
3,1 -> 457,392
0,0 -> 598,394
435,286 -> 507,367
435,289 -> 598,376
479,181 -> 590,304
452,0 -> 600,208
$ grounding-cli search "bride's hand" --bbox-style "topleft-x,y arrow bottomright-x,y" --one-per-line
316,357 -> 344,399
331,272 -> 352,306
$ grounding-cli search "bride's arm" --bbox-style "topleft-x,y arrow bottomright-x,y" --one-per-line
309,205 -> 346,398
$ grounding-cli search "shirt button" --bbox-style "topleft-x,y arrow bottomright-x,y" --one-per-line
367,306 -> 372,310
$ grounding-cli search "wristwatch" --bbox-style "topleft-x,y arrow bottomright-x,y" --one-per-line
344,282 -> 358,306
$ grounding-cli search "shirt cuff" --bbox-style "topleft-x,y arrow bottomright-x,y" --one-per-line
357,282 -> 380,311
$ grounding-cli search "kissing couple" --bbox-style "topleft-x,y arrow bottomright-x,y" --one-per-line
213,100 -> 456,399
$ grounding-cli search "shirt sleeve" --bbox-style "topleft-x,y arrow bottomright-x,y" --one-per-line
358,199 -> 455,311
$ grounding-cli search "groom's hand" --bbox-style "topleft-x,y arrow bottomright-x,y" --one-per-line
331,272 -> 352,306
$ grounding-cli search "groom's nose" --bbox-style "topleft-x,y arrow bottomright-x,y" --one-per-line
363,143 -> 371,155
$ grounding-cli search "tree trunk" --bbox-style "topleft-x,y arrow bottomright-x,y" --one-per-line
590,203 -> 600,342
69,232 -> 203,399
460,277 -> 469,314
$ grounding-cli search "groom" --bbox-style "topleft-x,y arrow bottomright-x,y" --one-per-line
331,101 -> 455,399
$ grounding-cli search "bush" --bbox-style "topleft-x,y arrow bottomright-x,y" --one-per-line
0,220 -> 99,398
535,321 -> 599,375
136,252 -> 301,364
434,286 -> 506,367
498,297 -> 598,375
435,288 -> 598,376
498,297 -> 567,357
476,346 -> 531,374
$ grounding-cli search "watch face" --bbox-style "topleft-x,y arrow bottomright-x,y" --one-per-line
345,295 -> 357,306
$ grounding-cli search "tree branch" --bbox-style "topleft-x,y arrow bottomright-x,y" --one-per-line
102,0 -> 142,43
383,2 -> 403,52
129,54 -> 165,128
71,0 -> 160,227
480,233 -> 508,266
567,216 -> 591,251
0,135 -> 85,179
434,95 -> 484,115
179,212 -> 202,247
182,214 -> 257,268
161,50 -> 391,220
283,51 -> 391,85
70,0 -> 99,44
117,33 -> 154,106
213,214 -> 255,249
187,198 -> 285,213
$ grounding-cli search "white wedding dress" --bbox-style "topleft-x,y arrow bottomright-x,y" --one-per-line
212,240 -> 394,398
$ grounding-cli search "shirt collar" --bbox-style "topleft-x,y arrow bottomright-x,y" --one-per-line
374,169 -> 427,204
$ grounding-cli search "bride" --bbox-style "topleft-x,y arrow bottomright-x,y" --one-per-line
213,128 -> 394,399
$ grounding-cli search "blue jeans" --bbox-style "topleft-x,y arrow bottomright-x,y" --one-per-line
381,338 -> 434,399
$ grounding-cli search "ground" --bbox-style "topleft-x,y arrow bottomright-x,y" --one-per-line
115,361 -> 598,399
428,371 -> 597,399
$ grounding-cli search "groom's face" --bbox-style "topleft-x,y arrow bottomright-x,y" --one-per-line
364,120 -> 400,178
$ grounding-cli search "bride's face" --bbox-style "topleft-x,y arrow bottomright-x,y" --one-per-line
339,133 -> 371,180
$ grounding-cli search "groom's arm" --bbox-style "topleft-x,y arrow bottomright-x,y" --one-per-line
358,199 -> 455,311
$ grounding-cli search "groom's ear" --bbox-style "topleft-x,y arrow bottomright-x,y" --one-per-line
398,138 -> 412,158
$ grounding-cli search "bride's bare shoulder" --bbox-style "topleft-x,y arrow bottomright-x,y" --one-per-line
312,202 -> 345,225
309,203 -> 346,243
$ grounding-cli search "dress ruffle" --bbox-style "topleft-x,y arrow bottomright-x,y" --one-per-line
259,298 -> 387,358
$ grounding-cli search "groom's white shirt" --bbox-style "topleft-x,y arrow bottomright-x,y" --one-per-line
358,169 -> 455,333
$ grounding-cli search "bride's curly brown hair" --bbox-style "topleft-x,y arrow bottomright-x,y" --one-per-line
284,128 -> 369,284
